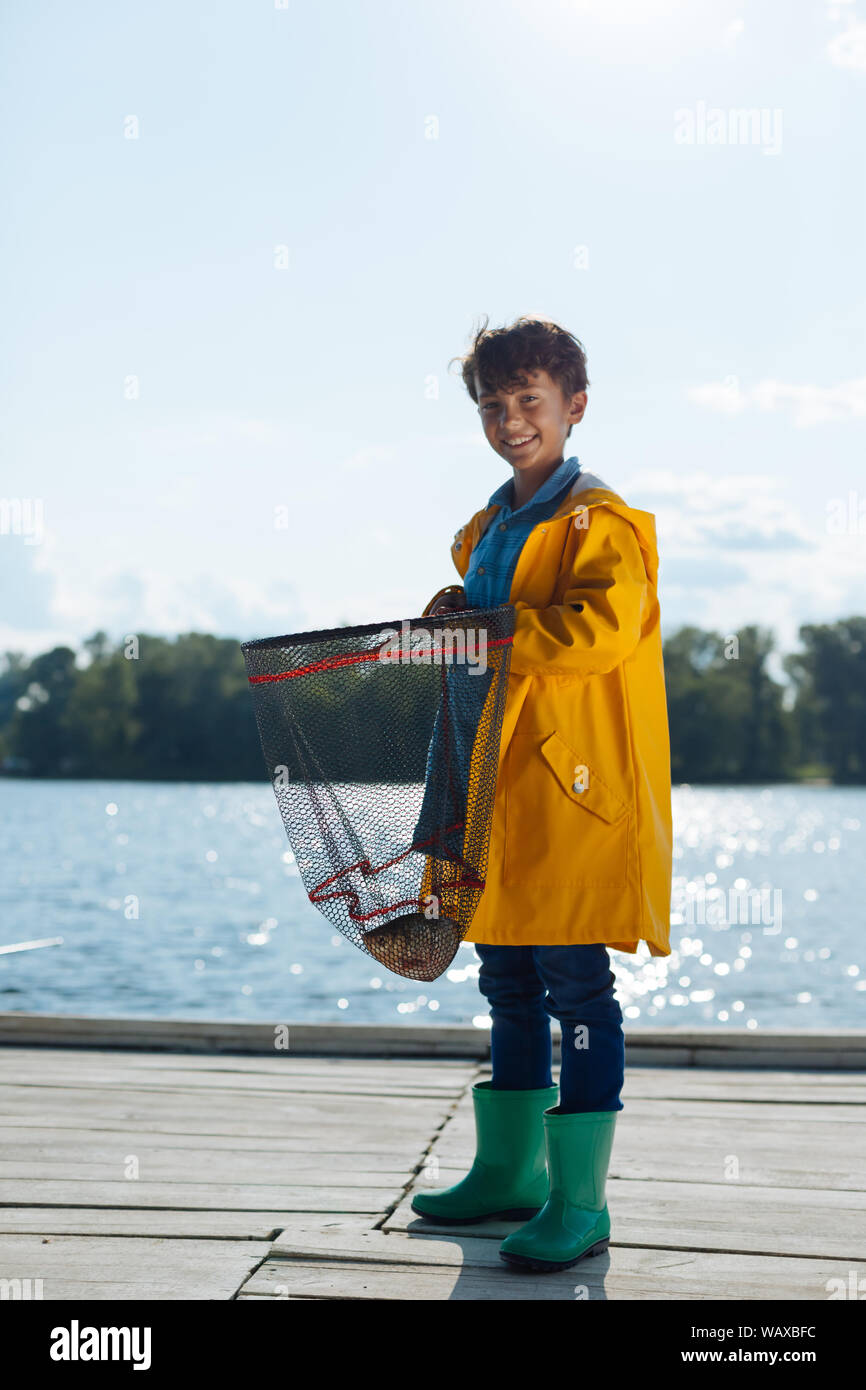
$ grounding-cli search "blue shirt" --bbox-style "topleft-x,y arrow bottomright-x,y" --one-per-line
463,455 -> 582,609
412,454 -> 582,857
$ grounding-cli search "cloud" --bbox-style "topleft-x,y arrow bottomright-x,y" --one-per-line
698,525 -> 812,551
167,574 -> 302,639
0,535 -> 58,630
659,554 -> 750,589
621,469 -> 815,553
1,556 -> 305,655
618,468 -> 864,651
687,376 -> 866,427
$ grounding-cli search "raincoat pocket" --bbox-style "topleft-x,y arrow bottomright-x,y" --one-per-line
504,730 -> 631,888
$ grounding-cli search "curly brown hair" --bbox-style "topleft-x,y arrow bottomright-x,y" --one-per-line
450,314 -> 589,438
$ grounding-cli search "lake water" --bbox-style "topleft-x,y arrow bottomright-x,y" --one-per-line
0,780 -> 863,1030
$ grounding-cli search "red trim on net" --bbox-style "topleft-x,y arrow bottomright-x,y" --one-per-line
307,821 -> 485,925
248,634 -> 513,684
312,876 -> 484,925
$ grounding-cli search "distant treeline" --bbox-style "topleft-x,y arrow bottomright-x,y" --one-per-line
0,618 -> 864,784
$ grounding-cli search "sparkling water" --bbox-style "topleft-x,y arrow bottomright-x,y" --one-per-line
0,780 -> 862,1029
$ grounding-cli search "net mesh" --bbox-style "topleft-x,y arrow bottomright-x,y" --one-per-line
241,605 -> 515,982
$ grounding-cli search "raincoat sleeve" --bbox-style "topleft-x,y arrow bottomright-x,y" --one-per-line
509,506 -> 647,678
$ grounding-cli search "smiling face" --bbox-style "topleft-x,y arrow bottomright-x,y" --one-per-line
474,367 -> 587,481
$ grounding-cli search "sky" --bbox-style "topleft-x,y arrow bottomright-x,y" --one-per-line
2,0 -> 864,664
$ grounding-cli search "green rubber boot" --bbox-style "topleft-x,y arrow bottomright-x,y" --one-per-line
410,1080 -> 558,1224
499,1107 -> 617,1271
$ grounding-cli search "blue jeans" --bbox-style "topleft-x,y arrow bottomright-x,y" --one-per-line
474,943 -> 625,1113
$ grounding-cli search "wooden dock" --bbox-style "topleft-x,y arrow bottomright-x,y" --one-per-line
0,1018 -> 864,1300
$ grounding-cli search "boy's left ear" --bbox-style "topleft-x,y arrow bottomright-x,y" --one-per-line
570,390 -> 588,425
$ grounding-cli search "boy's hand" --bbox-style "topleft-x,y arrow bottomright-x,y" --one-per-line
428,587 -> 466,616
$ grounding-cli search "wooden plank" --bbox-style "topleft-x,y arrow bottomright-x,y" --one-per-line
386,1179 -> 866,1260
0,1077 -> 461,1101
414,1095 -> 866,1128
446,1068 -> 866,1105
271,1223 -> 497,1265
4,1072 -> 862,1112
0,1208 -> 358,1239
9,1050 -> 865,1098
431,1124 -> 866,1191
0,1234 -> 273,1301
239,1249 -> 866,1300
0,1077 -> 468,1101
0,1047 -> 476,1079
0,1116 -> 441,1149
6,1050 -> 864,1100
433,1156 -> 866,1200
0,1054 -> 474,1076
0,1085 -> 453,1131
0,1116 -> 439,1150
611,1097 -> 866,1124
0,1056 -> 473,1098
620,1069 -> 866,1103
0,1125 -> 428,1160
0,1179 -> 400,1212
0,1162 -> 412,1186
0,1056 -> 469,1089
607,1180 -> 866,1260
0,1233 -> 274,1271
11,1282 -> 247,1300
0,1081 -> 451,1112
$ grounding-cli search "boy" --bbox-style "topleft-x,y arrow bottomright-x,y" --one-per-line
410,315 -> 673,1272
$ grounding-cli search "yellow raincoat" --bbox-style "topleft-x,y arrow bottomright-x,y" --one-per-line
422,469 -> 672,956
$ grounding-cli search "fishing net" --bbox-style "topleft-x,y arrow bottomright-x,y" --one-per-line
241,605 -> 515,982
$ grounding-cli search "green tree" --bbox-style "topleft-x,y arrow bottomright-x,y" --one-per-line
63,649 -> 142,776
662,625 -> 792,782
785,618 -> 866,782
8,647 -> 78,775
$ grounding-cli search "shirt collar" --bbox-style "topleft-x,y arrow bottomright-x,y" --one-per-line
487,455 -> 582,516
